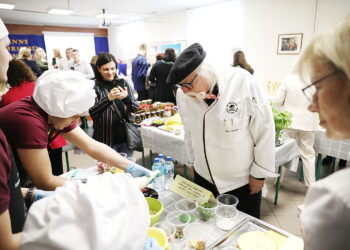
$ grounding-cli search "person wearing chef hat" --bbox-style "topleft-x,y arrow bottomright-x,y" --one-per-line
167,43 -> 277,218
0,18 -> 163,250
0,56 -> 151,191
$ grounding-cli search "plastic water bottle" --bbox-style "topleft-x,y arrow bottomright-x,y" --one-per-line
152,158 -> 163,191
164,156 -> 174,190
158,154 -> 165,169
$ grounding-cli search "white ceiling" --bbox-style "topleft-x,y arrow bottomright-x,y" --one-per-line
0,0 -> 230,27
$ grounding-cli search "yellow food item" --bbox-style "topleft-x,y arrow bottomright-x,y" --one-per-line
165,113 -> 182,125
279,235 -> 304,250
266,230 -> 288,248
189,239 -> 206,250
237,231 -> 277,250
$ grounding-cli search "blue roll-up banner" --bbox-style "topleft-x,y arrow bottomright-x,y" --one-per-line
94,36 -> 109,55
8,34 -> 46,57
8,34 -> 109,58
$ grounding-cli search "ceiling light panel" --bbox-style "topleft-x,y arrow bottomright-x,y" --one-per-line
0,3 -> 15,9
48,8 -> 74,15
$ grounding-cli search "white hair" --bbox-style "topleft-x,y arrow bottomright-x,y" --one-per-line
195,60 -> 221,91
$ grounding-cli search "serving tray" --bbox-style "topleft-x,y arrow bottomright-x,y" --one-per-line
208,218 -> 289,249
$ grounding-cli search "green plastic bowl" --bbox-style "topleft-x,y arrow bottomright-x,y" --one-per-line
146,197 -> 164,226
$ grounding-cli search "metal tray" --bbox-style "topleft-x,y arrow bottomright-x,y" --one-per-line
208,218 -> 289,249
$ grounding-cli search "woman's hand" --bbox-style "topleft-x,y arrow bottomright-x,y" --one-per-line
108,86 -> 128,101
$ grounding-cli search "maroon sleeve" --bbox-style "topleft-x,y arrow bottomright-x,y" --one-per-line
60,123 -> 77,133
0,130 -> 11,214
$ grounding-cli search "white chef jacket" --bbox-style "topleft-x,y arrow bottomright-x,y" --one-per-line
177,67 -> 277,194
274,74 -> 319,131
300,168 -> 350,250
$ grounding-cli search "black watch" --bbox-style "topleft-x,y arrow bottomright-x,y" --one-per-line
24,187 -> 35,209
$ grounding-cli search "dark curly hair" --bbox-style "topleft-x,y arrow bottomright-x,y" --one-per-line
7,59 -> 36,87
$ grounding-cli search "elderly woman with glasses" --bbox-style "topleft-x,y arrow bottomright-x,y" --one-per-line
298,15 -> 350,250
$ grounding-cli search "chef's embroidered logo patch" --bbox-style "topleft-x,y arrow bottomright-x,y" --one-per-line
226,102 -> 238,114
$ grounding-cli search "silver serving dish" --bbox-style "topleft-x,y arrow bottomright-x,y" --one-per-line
208,218 -> 289,249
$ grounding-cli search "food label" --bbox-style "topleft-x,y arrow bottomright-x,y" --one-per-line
171,175 -> 214,203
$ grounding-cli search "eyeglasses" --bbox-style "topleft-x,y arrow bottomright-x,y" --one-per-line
175,73 -> 198,89
302,70 -> 339,103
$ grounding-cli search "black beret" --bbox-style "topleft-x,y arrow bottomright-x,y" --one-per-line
166,43 -> 206,85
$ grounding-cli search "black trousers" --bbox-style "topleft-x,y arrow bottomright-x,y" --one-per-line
48,147 -> 63,176
194,171 -> 262,219
137,90 -> 149,101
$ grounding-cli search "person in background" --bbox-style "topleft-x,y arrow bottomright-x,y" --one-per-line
1,59 -> 67,180
51,48 -> 62,69
132,43 -> 149,101
0,59 -> 35,107
167,43 -> 277,218
0,69 -> 151,191
90,55 -> 98,79
58,47 -> 73,71
69,49 -> 95,79
89,53 -> 138,157
34,47 -> 48,72
232,50 -> 254,75
149,48 -> 177,103
298,14 -> 350,250
147,53 -> 164,101
275,74 -> 319,188
20,50 -> 42,77
17,47 -> 29,60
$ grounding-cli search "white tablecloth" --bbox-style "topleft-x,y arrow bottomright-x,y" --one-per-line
314,130 -> 350,160
141,126 -> 300,172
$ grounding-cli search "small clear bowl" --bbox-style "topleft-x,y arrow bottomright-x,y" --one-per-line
196,198 -> 218,222
175,198 -> 198,222
152,221 -> 176,242
183,223 -> 210,249
166,211 -> 191,241
215,206 -> 239,231
217,194 -> 239,207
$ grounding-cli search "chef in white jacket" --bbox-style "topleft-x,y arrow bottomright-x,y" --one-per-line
167,43 -> 277,218
275,74 -> 319,187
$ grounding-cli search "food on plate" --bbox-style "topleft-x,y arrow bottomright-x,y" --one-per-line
165,113 -> 182,125
189,239 -> 206,250
152,118 -> 165,127
175,226 -> 184,239
279,235 -> 304,250
266,230 -> 288,248
96,162 -> 123,174
237,231 -> 277,250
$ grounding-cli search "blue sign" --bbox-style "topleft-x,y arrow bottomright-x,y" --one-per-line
8,34 -> 46,57
94,36 -> 109,55
160,43 -> 182,56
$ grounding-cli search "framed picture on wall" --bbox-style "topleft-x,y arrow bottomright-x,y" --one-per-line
148,42 -> 159,57
277,33 -> 303,55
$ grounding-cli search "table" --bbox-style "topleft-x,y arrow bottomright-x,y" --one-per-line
158,190 -> 292,249
140,126 -> 301,204
313,130 -> 350,178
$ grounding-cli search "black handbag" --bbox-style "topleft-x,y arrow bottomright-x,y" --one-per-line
110,95 -> 143,151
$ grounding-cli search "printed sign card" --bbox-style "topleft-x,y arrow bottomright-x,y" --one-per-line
171,175 -> 214,203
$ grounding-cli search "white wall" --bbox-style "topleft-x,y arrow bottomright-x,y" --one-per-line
108,0 -> 350,85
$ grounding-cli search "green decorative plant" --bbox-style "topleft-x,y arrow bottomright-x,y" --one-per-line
270,103 -> 292,142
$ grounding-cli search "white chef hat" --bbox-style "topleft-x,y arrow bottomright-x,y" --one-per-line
33,69 -> 96,118
21,173 -> 150,250
0,18 -> 9,40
